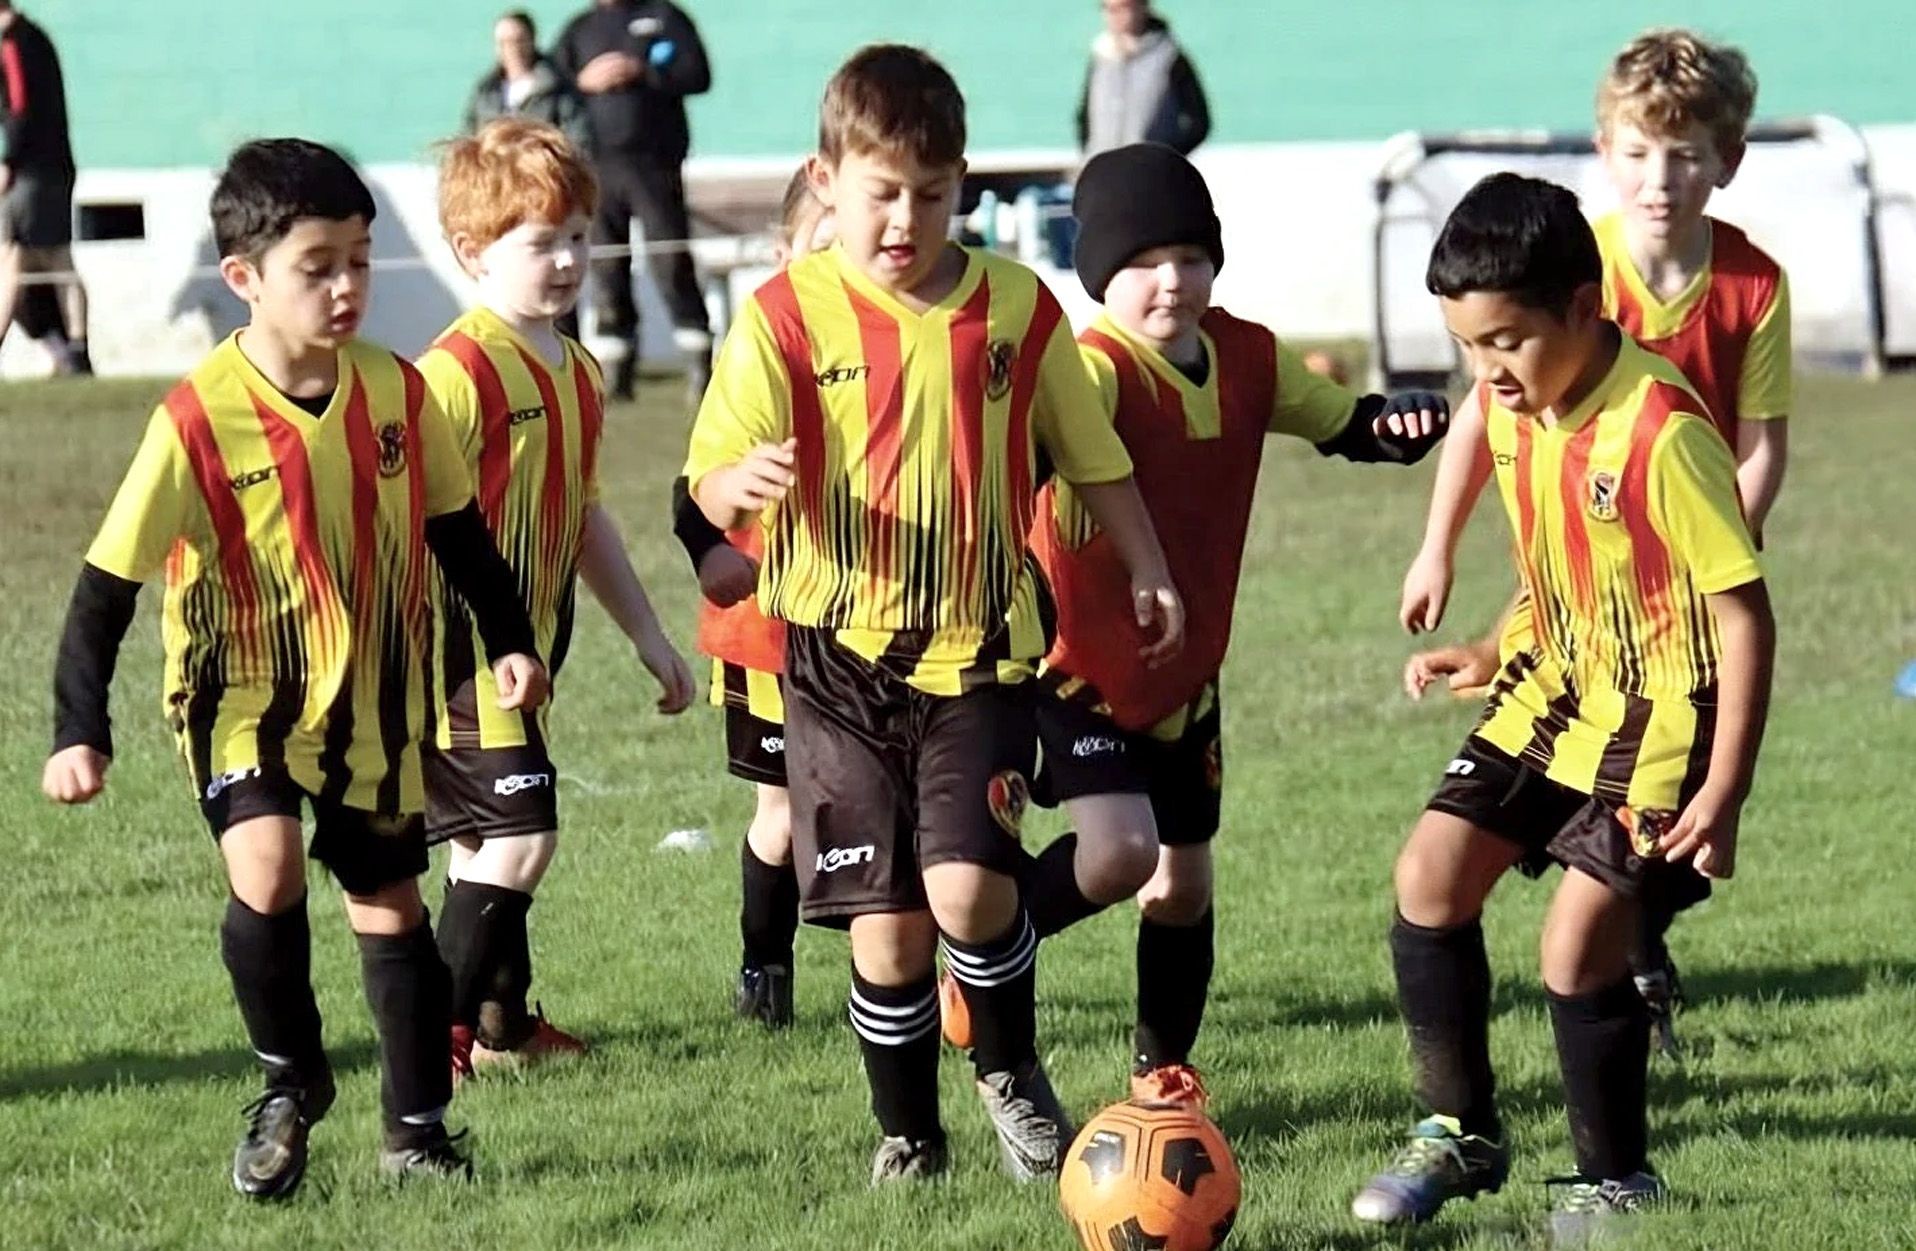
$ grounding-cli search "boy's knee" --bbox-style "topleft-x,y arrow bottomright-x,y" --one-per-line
343,878 -> 427,935
849,910 -> 939,984
1078,825 -> 1160,904
746,802 -> 793,866
924,862 -> 1018,944
1137,875 -> 1210,926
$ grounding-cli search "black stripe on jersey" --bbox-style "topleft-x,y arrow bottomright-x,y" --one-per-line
1028,554 -> 1058,650
315,659 -> 357,807
182,680 -> 226,799
374,612 -> 411,815
1517,689 -> 1582,773
875,628 -> 935,684
1473,649 -> 1538,732
721,660 -> 750,705
254,679 -> 305,778
1606,584 -> 1645,696
1676,693 -> 1716,803
1593,693 -> 1655,803
1682,576 -> 1717,692
550,582 -> 577,679
440,593 -> 479,739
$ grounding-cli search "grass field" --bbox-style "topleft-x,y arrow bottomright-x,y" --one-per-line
2,369 -> 1913,1251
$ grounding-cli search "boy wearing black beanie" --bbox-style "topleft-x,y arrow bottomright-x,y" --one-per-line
982,142 -> 1451,1107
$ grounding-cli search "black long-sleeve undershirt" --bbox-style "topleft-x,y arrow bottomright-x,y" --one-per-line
670,474 -> 729,573
425,501 -> 538,663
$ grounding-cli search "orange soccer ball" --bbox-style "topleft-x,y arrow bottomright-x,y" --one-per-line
1059,1100 -> 1241,1251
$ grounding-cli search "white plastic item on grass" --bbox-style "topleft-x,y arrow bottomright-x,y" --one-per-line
657,828 -> 715,853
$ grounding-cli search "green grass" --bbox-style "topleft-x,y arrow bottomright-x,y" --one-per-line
2,370 -> 1914,1250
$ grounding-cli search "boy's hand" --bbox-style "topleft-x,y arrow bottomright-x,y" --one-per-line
639,631 -> 696,714
703,440 -> 798,525
1400,547 -> 1454,634
493,653 -> 550,711
1372,390 -> 1450,462
1403,640 -> 1498,701
43,745 -> 109,804
697,545 -> 759,608
1133,574 -> 1185,667
1658,784 -> 1741,880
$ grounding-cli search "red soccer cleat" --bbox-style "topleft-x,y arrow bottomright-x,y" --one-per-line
469,1004 -> 588,1073
1130,1062 -> 1209,1112
450,1024 -> 475,1087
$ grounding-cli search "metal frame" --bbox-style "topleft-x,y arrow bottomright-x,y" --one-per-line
1369,115 -> 1896,389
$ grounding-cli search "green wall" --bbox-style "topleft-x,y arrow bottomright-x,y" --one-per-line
27,0 -> 1911,168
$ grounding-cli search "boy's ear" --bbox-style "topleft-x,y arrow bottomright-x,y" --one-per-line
1569,280 -> 1604,327
449,231 -> 487,279
804,154 -> 834,209
1715,139 -> 1747,188
217,254 -> 260,305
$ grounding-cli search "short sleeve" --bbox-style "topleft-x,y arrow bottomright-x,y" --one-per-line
1652,416 -> 1762,595
1738,270 -> 1792,421
416,347 -> 483,466
1271,339 -> 1358,441
684,297 -> 793,490
84,407 -> 196,583
1033,312 -> 1131,485
415,384 -> 476,519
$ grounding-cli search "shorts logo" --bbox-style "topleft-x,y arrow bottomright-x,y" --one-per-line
1587,470 -> 1619,522
983,339 -> 1016,401
1445,758 -> 1476,777
760,735 -> 785,755
376,421 -> 409,478
987,769 -> 1029,837
1203,737 -> 1222,792
816,844 -> 875,873
204,766 -> 261,801
1071,735 -> 1124,758
493,772 -> 551,797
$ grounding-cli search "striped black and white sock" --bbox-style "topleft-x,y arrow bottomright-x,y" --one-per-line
848,970 -> 943,1142
942,910 -> 1038,1075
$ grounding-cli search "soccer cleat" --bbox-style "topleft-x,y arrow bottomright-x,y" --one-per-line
735,964 -> 794,1030
231,1066 -> 336,1201
869,1134 -> 949,1186
937,969 -> 973,1050
975,1059 -> 1074,1182
1130,1062 -> 1209,1112
1547,1170 -> 1666,1246
450,1024 -> 475,1087
1350,1115 -> 1509,1225
379,1126 -> 475,1182
469,1004 -> 587,1072
1634,956 -> 1685,1061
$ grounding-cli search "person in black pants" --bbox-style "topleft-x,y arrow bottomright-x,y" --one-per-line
0,1 -> 89,375
553,0 -> 712,403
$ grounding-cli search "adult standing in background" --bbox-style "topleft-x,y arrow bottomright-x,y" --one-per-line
554,0 -> 712,403
1077,0 -> 1211,160
463,10 -> 591,151
0,0 -> 89,375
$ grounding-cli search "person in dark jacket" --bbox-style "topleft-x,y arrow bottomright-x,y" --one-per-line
553,0 -> 712,402
0,1 -> 89,374
1076,1 -> 1211,159
463,10 -> 590,151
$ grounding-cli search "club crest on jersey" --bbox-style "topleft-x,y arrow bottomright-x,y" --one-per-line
987,769 -> 1029,837
983,339 -> 1016,402
1587,470 -> 1619,522
376,421 -> 408,478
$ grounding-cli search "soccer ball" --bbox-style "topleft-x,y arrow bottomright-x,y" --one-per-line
1058,1100 -> 1241,1251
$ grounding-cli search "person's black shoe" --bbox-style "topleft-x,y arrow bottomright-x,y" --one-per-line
231,1065 -> 336,1200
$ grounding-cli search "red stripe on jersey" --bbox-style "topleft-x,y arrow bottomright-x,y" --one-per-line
439,331 -> 513,528
754,273 -> 826,538
1511,416 -> 1542,650
0,39 -> 24,115
843,282 -> 905,599
514,346 -> 571,573
1557,421 -> 1599,615
1620,384 -> 1682,629
340,375 -> 381,639
570,352 -> 603,496
947,276 -> 992,598
1006,288 -> 1064,540
249,392 -> 339,662
165,381 -> 263,674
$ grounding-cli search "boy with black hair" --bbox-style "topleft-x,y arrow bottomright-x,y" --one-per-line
43,138 -> 547,1198
685,45 -> 1183,1185
1351,173 -> 1773,1238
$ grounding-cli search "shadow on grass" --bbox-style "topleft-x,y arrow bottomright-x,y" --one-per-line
1683,958 -> 1916,1007
0,1040 -> 377,1102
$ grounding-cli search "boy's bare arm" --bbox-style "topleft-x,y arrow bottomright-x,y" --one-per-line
1072,477 -> 1184,665
1659,578 -> 1775,878
692,439 -> 797,533
1402,387 -> 1492,634
1735,419 -> 1788,543
580,503 -> 695,713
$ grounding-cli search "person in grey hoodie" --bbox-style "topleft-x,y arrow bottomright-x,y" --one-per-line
462,10 -> 591,151
1076,1 -> 1211,158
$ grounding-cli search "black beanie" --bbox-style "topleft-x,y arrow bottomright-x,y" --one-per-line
1072,143 -> 1224,301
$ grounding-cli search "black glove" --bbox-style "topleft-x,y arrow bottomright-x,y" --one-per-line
1316,390 -> 1450,464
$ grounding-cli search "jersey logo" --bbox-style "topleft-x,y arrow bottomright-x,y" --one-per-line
376,421 -> 408,478
984,339 -> 1015,401
1587,470 -> 1620,522
229,466 -> 276,491
507,405 -> 547,427
987,768 -> 1029,837
815,364 -> 869,388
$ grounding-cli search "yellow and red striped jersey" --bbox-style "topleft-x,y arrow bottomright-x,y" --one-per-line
1595,212 -> 1791,441
85,333 -> 472,813
684,244 -> 1134,694
1476,335 -> 1762,810
417,305 -> 605,750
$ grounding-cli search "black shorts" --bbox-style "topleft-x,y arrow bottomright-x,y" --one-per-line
725,704 -> 788,786
1,167 -> 74,248
1035,688 -> 1223,846
198,763 -> 426,897
1425,737 -> 1710,908
784,627 -> 1036,927
422,742 -> 559,843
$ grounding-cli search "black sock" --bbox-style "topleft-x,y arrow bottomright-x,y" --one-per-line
438,880 -> 534,1046
1023,833 -> 1110,938
220,895 -> 328,1086
739,840 -> 800,969
1628,879 -> 1677,978
942,911 -> 1039,1075
848,969 -> 943,1142
1134,908 -> 1214,1069
1549,978 -> 1651,1180
1392,912 -> 1501,1140
358,920 -> 453,1146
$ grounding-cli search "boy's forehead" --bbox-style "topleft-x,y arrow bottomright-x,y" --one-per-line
1439,290 -> 1549,333
834,147 -> 962,185
268,214 -> 372,256
1603,112 -> 1721,152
